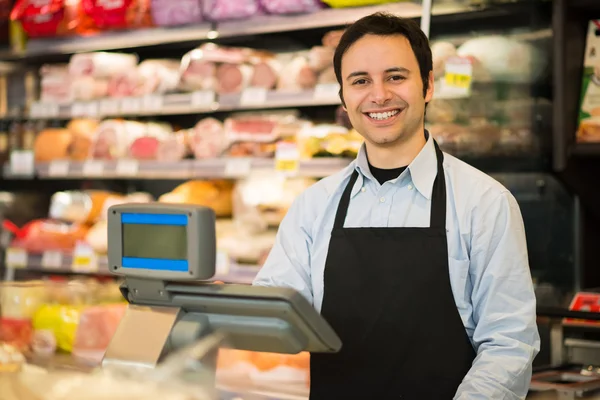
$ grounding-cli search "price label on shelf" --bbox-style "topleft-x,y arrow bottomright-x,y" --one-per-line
41,103 -> 60,118
42,251 -> 63,269
29,102 -> 43,118
240,87 -> 268,106
48,160 -> 70,177
10,150 -> 35,176
86,102 -> 99,117
121,97 -> 142,114
72,242 -> 98,273
83,160 -> 104,176
99,99 -> 121,116
313,83 -> 341,101
5,248 -> 27,269
116,159 -> 139,176
143,95 -> 163,112
225,158 -> 252,177
216,250 -> 230,276
191,91 -> 216,109
275,142 -> 300,174
71,102 -> 87,117
443,57 -> 473,97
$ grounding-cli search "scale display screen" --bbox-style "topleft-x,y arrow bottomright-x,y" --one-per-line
120,213 -> 189,272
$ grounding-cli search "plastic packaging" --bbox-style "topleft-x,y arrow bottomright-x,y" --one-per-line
259,0 -> 323,15
202,0 -> 261,21
151,0 -> 203,26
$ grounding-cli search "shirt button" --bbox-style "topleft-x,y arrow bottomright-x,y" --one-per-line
361,187 -> 366,192
380,197 -> 385,203
408,184 -> 414,191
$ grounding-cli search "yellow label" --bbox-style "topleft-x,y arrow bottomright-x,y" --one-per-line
444,72 -> 472,89
275,159 -> 299,172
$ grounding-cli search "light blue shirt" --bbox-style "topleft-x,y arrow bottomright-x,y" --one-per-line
253,133 -> 541,400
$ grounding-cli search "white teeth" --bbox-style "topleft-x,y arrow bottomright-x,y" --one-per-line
368,110 -> 400,120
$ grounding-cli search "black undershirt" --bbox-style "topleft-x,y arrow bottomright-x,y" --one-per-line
369,162 -> 408,185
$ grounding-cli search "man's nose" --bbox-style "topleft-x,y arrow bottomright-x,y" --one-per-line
371,80 -> 392,104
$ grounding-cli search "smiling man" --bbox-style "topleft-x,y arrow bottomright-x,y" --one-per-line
253,12 -> 540,400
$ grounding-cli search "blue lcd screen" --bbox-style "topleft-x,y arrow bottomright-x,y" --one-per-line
121,213 -> 189,272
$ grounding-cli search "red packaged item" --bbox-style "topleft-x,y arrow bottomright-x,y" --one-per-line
10,0 -> 97,38
81,0 -> 153,31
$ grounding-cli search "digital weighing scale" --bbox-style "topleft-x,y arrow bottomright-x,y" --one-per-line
101,203 -> 341,394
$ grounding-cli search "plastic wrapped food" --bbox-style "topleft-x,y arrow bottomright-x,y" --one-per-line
49,190 -> 119,225
0,282 -> 47,351
69,52 -> 139,78
151,0 -> 203,26
81,0 -> 153,31
10,219 -> 90,253
203,0 -> 261,21
259,0 -> 323,15
9,0 -> 86,38
159,180 -> 234,218
277,56 -> 318,91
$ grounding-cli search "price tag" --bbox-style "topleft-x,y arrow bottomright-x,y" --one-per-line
5,248 -> 27,269
224,158 -> 252,177
191,91 -> 216,109
99,99 -> 121,116
71,102 -> 87,117
275,142 -> 300,174
143,95 -> 163,112
442,57 -> 473,97
83,160 -> 104,176
29,102 -> 42,118
216,250 -> 230,276
42,251 -> 63,269
240,87 -> 268,106
43,103 -> 60,118
121,97 -> 142,114
72,242 -> 98,273
10,150 -> 35,176
313,83 -> 341,101
86,102 -> 99,117
48,160 -> 70,176
116,159 -> 139,176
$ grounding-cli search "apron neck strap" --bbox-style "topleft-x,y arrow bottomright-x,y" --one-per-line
333,139 -> 447,230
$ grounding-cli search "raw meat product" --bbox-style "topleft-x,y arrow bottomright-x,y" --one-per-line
11,219 -> 89,253
90,120 -> 147,159
260,0 -> 323,14
184,43 -> 251,65
107,72 -> 141,98
69,52 -> 139,78
179,60 -> 217,91
457,36 -> 546,83
203,0 -> 260,21
157,131 -> 190,161
216,63 -> 254,94
318,66 -> 337,84
71,76 -> 110,101
137,59 -> 181,93
322,29 -> 344,48
39,64 -> 73,103
225,115 -> 280,143
159,180 -> 234,217
189,117 -> 228,158
81,0 -> 153,30
431,41 -> 457,80
277,56 -> 318,91
151,0 -> 202,26
72,304 -> 126,364
34,129 -> 72,161
180,44 -> 250,91
307,46 -> 334,73
250,58 -> 282,90
129,136 -> 161,160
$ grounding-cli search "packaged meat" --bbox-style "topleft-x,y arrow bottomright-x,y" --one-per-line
10,0 -> 80,38
260,0 -> 323,14
307,46 -> 334,73
11,219 -> 90,253
225,111 -> 301,143
226,142 -> 275,157
69,52 -> 139,78
39,64 -> 73,103
129,136 -> 162,160
203,0 -> 261,21
189,117 -> 228,159
277,56 -> 318,91
71,76 -> 110,101
72,303 -> 126,364
157,131 -> 190,162
49,190 -> 119,224
250,57 -> 282,90
159,180 -> 234,217
151,0 -> 202,26
318,66 -> 337,84
81,0 -> 153,31
90,120 -> 148,159
216,63 -> 254,94
137,59 -> 182,93
33,129 -> 73,162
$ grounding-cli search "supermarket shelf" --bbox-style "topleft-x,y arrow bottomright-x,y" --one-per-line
0,2 -> 479,61
2,158 -> 352,179
571,143 -> 600,156
4,250 -> 261,284
27,87 -> 342,120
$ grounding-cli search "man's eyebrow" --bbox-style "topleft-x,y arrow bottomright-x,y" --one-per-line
345,67 -> 411,81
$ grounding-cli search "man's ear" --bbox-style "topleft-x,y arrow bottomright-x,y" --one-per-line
340,89 -> 346,110
424,70 -> 434,103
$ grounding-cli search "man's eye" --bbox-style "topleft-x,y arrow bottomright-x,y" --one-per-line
353,79 -> 367,85
389,75 -> 405,81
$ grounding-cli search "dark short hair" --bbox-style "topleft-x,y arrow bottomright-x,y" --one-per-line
333,12 -> 433,103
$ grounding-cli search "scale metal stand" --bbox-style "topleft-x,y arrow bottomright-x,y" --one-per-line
101,203 -> 342,396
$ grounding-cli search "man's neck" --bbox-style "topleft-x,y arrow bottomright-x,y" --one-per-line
365,129 -> 427,169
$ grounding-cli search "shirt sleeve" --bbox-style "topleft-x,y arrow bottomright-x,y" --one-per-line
454,190 -> 541,400
252,190 -> 314,305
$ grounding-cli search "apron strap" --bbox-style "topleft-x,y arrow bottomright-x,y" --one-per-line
333,170 -> 359,229
429,140 -> 446,229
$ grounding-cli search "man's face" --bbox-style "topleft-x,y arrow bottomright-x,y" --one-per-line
340,34 -> 434,148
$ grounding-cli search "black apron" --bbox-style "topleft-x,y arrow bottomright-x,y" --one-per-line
310,140 -> 476,399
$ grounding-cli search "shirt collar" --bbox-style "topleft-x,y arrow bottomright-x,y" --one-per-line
352,130 -> 439,200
